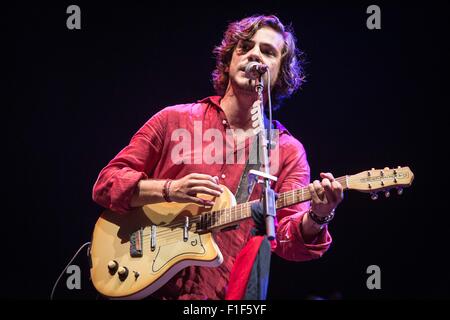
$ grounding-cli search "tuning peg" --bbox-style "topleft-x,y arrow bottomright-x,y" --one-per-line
397,187 -> 403,195
371,193 -> 379,200
384,190 -> 390,198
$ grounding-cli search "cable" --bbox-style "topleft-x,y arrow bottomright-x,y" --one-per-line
50,241 -> 91,300
266,68 -> 273,157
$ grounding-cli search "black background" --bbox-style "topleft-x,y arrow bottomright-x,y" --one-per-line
6,0 -> 449,300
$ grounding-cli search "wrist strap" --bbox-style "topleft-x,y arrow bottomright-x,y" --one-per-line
308,208 -> 335,225
163,179 -> 173,202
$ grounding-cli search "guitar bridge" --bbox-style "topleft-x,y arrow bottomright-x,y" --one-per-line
130,228 -> 143,257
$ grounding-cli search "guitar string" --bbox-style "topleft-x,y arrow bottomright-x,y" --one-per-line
138,175 -> 404,244
138,176 -> 349,241
139,189 -> 309,240
139,176 -> 349,239
140,202 -> 256,240
142,177 -> 346,241
128,176 -> 406,245
140,190 -> 307,243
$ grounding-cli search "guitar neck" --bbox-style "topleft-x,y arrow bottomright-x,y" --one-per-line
205,176 -> 349,232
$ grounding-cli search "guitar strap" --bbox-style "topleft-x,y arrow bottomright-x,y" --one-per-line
227,115 -> 277,301
234,115 -> 275,204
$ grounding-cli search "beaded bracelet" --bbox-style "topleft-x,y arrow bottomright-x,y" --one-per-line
308,208 -> 335,225
163,179 -> 173,202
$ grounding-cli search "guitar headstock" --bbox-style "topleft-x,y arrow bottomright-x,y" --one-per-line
346,166 -> 414,199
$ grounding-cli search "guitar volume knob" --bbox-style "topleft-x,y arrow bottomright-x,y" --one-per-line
118,266 -> 129,281
107,260 -> 118,273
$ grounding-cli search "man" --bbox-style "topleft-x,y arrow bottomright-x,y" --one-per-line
92,15 -> 343,300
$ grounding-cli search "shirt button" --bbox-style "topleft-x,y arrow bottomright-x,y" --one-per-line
222,119 -> 227,125
221,174 -> 226,179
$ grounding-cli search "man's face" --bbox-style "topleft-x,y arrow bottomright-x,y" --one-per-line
227,26 -> 285,94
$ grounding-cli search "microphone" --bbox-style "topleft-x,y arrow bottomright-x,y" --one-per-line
245,62 -> 269,80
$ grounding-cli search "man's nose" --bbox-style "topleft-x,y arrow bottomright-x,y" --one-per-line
247,47 -> 263,63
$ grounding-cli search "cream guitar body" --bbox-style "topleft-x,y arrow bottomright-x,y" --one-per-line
90,185 -> 236,299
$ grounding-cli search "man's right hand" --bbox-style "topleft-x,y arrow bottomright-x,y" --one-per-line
169,173 -> 224,206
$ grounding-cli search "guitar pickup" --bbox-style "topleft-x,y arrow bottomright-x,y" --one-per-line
183,216 -> 189,242
130,229 -> 143,257
150,225 -> 156,251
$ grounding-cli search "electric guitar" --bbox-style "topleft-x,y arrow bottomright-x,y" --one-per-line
89,166 -> 414,299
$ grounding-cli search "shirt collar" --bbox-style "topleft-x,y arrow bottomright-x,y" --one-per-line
197,96 -> 222,110
197,96 -> 291,136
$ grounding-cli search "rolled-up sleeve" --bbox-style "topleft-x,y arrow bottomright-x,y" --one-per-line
92,109 -> 167,213
272,139 -> 332,261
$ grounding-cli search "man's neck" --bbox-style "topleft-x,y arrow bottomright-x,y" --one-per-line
220,86 -> 258,131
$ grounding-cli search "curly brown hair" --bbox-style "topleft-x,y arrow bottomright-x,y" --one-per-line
212,15 -> 306,108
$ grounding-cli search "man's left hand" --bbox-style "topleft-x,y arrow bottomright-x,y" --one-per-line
308,172 -> 344,217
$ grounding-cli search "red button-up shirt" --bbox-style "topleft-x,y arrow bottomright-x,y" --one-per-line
92,96 -> 332,299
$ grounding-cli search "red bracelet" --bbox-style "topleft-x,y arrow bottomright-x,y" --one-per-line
163,179 -> 173,202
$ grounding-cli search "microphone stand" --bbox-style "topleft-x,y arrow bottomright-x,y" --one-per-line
255,75 -> 277,241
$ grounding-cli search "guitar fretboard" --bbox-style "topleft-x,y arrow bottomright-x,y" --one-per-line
198,176 -> 348,231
